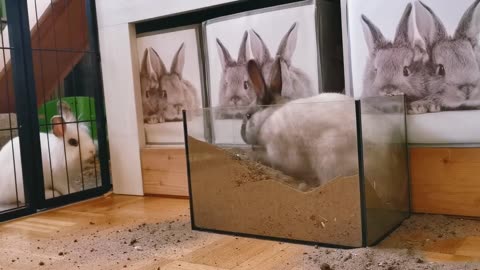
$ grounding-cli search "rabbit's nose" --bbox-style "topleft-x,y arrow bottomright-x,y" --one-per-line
174,104 -> 183,114
231,96 -> 241,105
459,84 -> 474,98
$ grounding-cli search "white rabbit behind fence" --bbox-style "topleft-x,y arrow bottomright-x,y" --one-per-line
249,22 -> 316,100
361,3 -> 429,111
240,58 -> 358,189
409,0 -> 480,114
0,101 -> 96,204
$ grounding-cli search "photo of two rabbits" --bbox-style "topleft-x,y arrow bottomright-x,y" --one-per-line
206,4 -> 320,119
137,28 -> 202,126
360,0 -> 480,114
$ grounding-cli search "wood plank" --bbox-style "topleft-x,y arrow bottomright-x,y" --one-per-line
141,147 -> 189,197
410,147 -> 480,217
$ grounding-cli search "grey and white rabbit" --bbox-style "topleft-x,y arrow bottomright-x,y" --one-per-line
216,31 -> 256,119
140,47 -> 168,124
140,44 -> 199,123
361,3 -> 429,105
0,101 -> 97,204
249,22 -> 316,100
241,58 -> 358,189
157,43 -> 200,121
409,0 -> 480,114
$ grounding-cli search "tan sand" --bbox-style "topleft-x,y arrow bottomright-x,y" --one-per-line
188,137 -> 363,247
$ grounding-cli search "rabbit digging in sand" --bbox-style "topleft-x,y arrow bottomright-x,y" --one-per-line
361,3 -> 429,108
241,58 -> 358,190
409,0 -> 480,114
140,45 -> 199,123
0,101 -> 96,204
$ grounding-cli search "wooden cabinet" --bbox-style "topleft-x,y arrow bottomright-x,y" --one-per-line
140,147 -> 189,197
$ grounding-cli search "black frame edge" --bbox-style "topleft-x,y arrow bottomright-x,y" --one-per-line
182,110 -> 196,230
355,100 -> 368,247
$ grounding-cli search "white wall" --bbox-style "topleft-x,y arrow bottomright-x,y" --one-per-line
95,0 -> 238,195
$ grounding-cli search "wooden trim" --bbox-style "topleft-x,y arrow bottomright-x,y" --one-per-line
0,0 -> 89,113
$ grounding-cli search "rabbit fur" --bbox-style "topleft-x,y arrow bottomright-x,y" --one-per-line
140,45 -> 199,123
249,22 -> 316,101
409,0 -> 480,113
361,3 -> 430,108
0,101 -> 96,204
241,59 -> 358,189
216,31 -> 256,119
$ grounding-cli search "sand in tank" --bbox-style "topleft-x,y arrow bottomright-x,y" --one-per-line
188,137 -> 364,247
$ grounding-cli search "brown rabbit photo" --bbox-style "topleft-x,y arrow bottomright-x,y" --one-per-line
137,26 -> 203,144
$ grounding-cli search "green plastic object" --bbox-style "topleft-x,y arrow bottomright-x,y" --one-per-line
38,97 -> 97,140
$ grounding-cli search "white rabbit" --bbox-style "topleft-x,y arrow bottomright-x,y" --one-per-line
241,59 -> 358,189
156,43 -> 200,121
0,101 -> 97,204
216,31 -> 255,119
249,22 -> 316,100
361,3 -> 429,107
140,47 -> 167,124
409,0 -> 480,114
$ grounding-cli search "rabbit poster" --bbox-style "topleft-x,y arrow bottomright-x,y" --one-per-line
136,26 -> 204,144
204,1 -> 321,119
343,0 -> 480,144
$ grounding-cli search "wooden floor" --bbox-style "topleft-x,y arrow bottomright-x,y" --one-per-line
0,194 -> 479,269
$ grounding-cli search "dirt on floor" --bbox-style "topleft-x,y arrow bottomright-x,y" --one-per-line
1,207 -> 480,270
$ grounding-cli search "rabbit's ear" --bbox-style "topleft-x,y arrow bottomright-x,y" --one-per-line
455,0 -> 480,46
51,115 -> 66,138
216,38 -> 234,69
276,22 -> 298,65
394,3 -> 415,46
415,1 -> 447,47
171,43 -> 185,78
237,31 -> 250,64
250,29 -> 272,66
247,60 -> 267,103
56,100 -> 76,122
141,47 -> 166,79
361,15 -> 387,53
269,58 -> 283,97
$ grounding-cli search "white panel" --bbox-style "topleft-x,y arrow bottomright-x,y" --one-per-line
96,0 -> 240,28
98,24 -> 144,195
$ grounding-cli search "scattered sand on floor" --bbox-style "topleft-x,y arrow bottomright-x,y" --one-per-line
1,206 -> 480,269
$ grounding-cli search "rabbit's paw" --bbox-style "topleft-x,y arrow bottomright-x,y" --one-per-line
146,115 -> 160,124
408,100 -> 433,114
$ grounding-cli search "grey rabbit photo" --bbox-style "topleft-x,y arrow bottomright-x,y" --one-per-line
249,22 -> 316,100
409,0 -> 480,114
216,31 -> 256,119
361,3 -> 429,108
140,44 -> 200,124
241,58 -> 358,190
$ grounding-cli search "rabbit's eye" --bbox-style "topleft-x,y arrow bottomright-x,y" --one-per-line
403,67 -> 410,77
243,81 -> 250,90
246,113 -> 252,120
68,138 -> 79,147
437,64 -> 446,76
